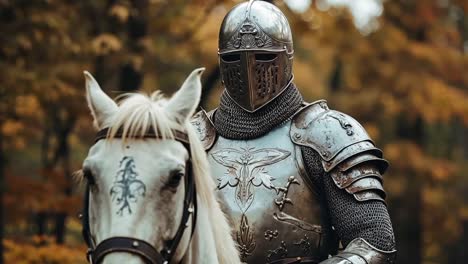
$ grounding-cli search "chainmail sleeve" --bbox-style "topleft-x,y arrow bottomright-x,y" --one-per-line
301,146 -> 396,252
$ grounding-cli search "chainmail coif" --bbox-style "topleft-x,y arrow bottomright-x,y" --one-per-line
213,83 -> 303,140
302,146 -> 397,252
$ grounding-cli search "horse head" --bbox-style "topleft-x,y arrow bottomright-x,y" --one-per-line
79,68 -> 240,264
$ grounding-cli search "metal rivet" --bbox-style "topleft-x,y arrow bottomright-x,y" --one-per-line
293,133 -> 301,140
132,241 -> 139,247
78,213 -> 83,219
188,207 -> 194,213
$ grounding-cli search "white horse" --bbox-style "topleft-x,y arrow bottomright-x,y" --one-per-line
78,68 -> 240,264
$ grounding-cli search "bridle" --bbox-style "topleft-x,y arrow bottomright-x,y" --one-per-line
80,128 -> 198,264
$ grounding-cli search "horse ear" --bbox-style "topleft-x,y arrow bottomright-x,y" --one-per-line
167,67 -> 205,123
83,71 -> 118,129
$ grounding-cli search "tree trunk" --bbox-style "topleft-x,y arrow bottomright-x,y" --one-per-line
200,67 -> 220,108
54,213 -> 67,244
35,212 -> 47,245
394,116 -> 423,263
0,120 -> 5,264
395,181 -> 422,264
53,119 -> 74,244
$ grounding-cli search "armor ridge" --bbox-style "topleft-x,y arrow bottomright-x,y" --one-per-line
291,101 -> 389,203
290,101 -> 388,171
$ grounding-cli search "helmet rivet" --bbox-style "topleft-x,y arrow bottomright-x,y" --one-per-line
132,241 -> 139,247
293,133 -> 301,140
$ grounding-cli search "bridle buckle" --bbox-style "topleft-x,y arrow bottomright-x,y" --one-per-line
86,248 -> 93,263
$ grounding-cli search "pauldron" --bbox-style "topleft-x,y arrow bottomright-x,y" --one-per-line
191,110 -> 217,151
290,100 -> 389,202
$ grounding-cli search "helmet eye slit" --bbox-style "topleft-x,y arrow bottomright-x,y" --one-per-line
221,54 -> 241,62
255,53 -> 277,61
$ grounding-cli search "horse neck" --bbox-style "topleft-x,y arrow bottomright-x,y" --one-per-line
182,200 -> 219,264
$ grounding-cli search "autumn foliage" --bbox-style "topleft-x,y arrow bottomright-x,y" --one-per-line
0,0 -> 467,263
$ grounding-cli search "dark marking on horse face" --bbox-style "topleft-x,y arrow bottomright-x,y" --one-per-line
110,156 -> 146,216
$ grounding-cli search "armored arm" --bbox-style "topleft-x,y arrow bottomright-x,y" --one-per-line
291,101 -> 396,264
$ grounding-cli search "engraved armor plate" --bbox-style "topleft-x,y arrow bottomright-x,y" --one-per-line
207,120 -> 331,263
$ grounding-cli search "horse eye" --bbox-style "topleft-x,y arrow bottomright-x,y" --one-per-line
83,169 -> 96,185
166,170 -> 184,189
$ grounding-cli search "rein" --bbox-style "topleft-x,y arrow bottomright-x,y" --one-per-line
81,128 -> 198,264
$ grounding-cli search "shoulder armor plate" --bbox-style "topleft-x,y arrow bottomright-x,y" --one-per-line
330,163 -> 386,203
290,100 -> 384,172
191,110 -> 217,151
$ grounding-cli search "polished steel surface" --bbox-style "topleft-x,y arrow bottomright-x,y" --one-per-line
219,1 -> 293,53
218,0 -> 294,112
191,110 -> 217,150
201,120 -> 335,263
290,101 -> 387,172
320,238 -> 396,264
330,163 -> 382,189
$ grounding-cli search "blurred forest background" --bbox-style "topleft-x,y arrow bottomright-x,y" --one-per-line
1,0 -> 467,263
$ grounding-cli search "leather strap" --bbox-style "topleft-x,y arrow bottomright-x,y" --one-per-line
91,237 -> 164,264
94,127 -> 189,144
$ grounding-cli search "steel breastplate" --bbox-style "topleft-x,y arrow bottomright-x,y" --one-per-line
206,120 -> 331,263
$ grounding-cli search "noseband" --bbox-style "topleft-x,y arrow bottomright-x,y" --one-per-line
80,128 -> 198,264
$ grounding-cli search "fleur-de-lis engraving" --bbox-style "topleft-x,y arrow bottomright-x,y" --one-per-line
110,156 -> 146,216
237,214 -> 256,261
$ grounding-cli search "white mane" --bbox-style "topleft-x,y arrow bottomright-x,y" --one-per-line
106,91 -> 238,263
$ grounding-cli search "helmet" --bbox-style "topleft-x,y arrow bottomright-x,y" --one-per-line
218,0 -> 294,112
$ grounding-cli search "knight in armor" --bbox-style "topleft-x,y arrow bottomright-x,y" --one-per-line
191,1 -> 397,263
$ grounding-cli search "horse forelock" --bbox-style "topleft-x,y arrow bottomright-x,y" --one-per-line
107,91 -> 180,142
